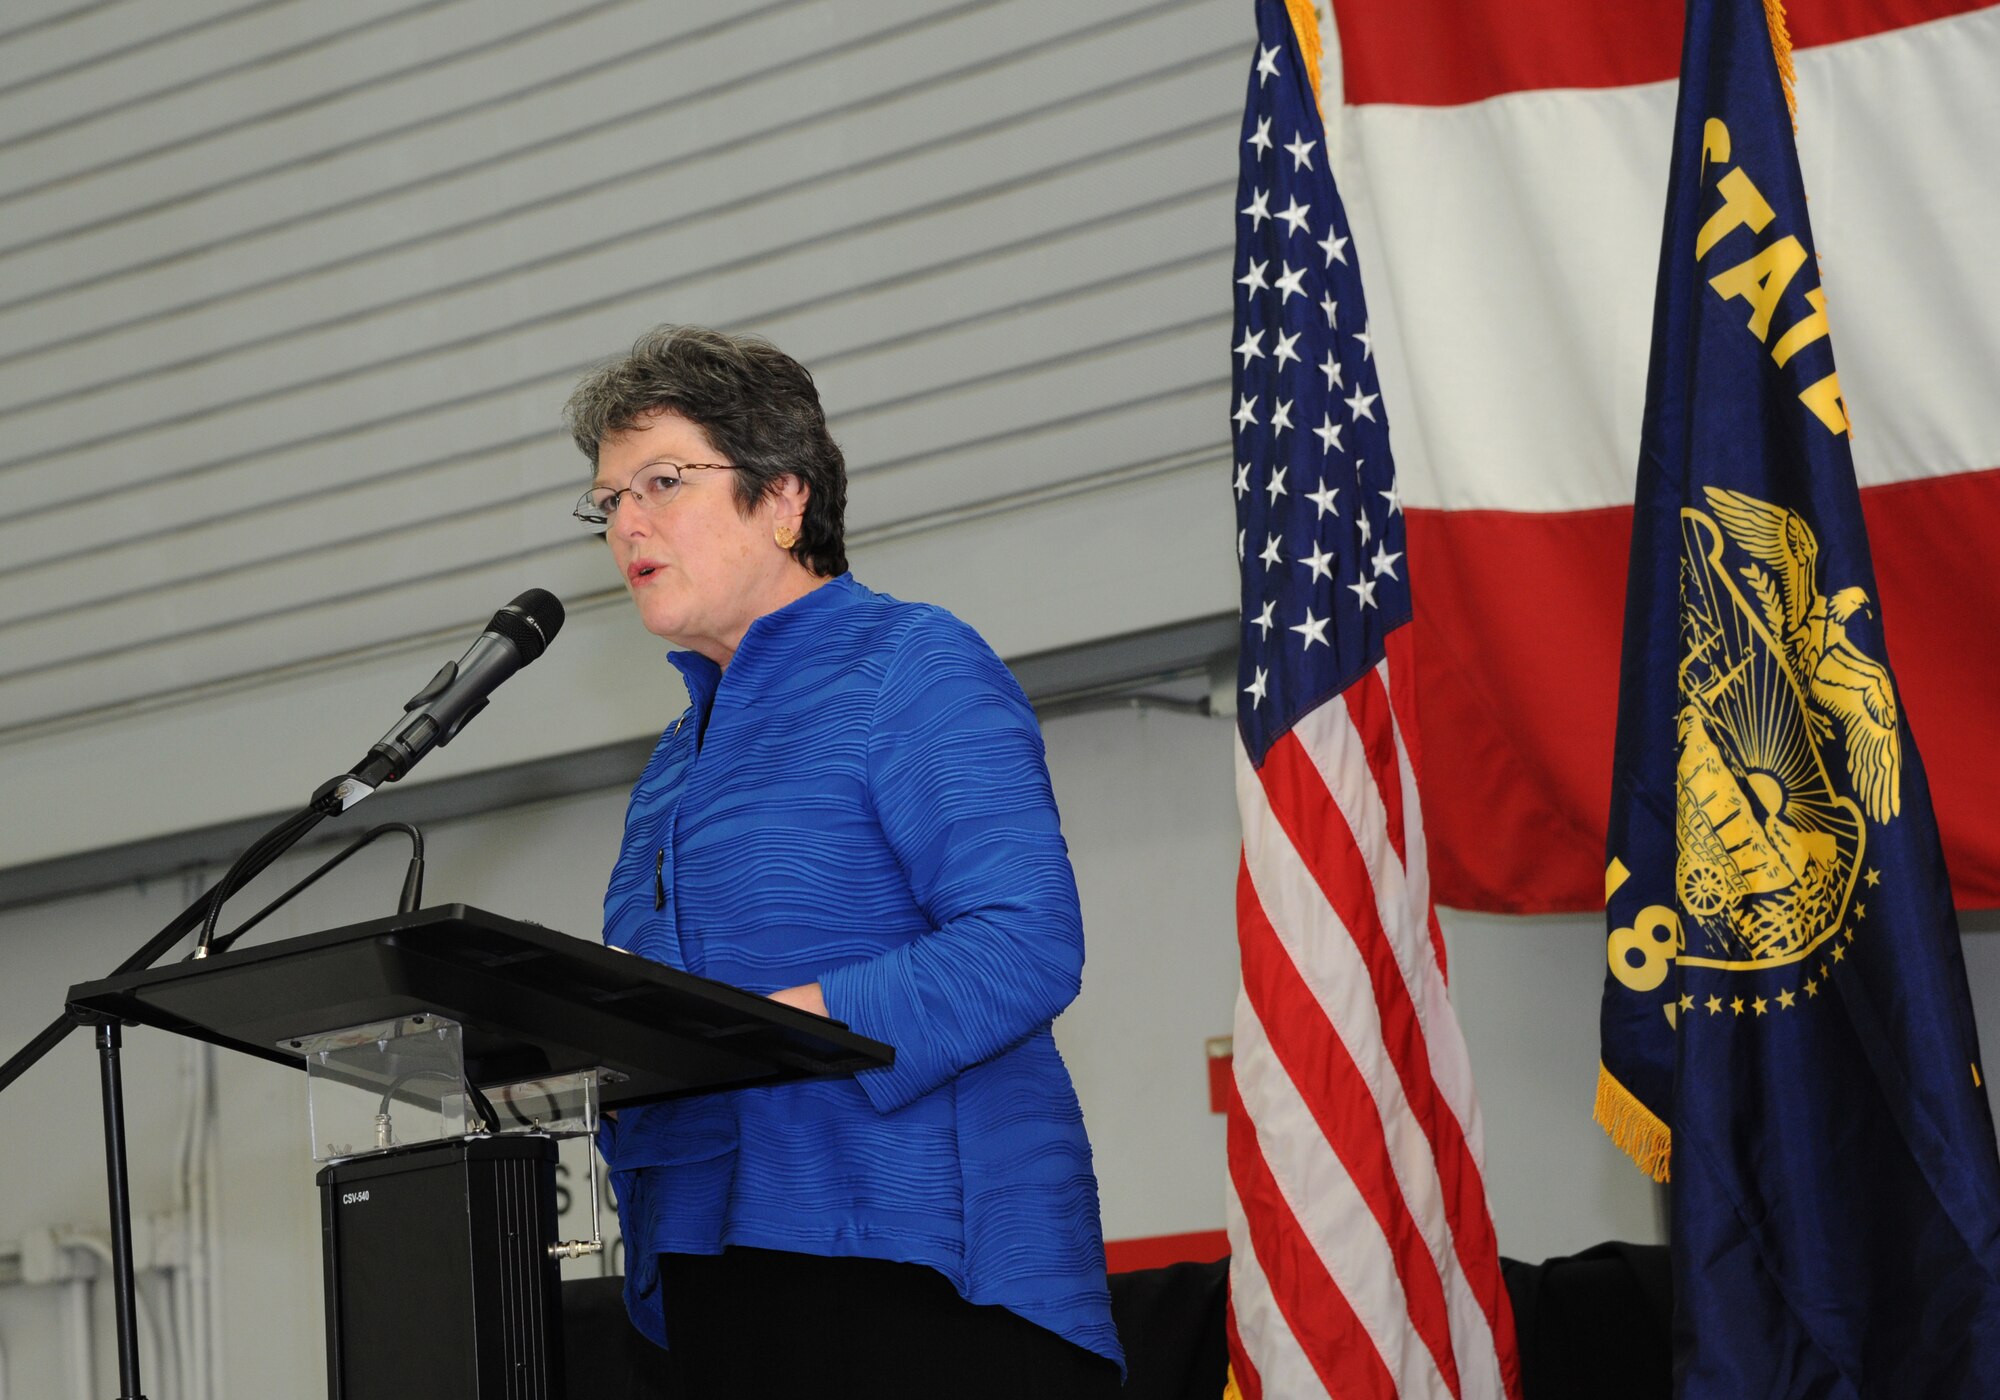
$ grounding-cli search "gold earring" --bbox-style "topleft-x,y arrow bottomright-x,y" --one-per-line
774,522 -> 800,549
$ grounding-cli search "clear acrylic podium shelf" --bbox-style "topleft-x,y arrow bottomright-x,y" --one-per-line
299,1013 -> 618,1162
300,1013 -> 471,1162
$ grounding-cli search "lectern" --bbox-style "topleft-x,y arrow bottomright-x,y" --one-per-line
66,905 -> 893,1399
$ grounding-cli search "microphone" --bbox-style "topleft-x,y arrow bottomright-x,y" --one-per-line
331,589 -> 565,806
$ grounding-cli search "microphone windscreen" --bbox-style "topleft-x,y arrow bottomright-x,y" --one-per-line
491,589 -> 565,662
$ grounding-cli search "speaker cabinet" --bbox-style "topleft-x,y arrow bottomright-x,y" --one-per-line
319,1135 -> 565,1399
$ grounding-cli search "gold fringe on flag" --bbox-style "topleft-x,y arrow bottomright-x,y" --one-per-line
1593,1062 -> 1672,1183
1763,0 -> 1798,126
1223,1363 -> 1245,1400
1282,0 -> 1327,123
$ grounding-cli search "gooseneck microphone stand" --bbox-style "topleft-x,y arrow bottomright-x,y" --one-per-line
0,775 -> 356,1400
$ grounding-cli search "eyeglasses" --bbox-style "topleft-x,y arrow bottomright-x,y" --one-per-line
573,462 -> 736,529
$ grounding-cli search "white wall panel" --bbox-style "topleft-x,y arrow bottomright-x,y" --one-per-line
0,0 -> 1247,871
0,371 -> 570,579
0,0 -> 1152,350
1,42 -> 1240,474
0,1 -> 691,237
851,383 -> 1226,532
0,0 -> 476,188
0,121 -> 1230,575
0,0 -> 284,93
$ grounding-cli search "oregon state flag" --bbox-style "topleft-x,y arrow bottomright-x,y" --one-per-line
1596,0 -> 2000,1392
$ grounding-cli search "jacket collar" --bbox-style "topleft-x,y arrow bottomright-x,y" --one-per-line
666,572 -> 860,709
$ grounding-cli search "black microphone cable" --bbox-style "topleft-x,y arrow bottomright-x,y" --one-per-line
202,822 -> 426,960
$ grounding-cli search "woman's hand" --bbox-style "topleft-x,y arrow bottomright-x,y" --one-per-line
768,982 -> 828,1018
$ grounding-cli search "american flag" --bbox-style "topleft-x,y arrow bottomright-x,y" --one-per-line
1223,4 -> 1521,1397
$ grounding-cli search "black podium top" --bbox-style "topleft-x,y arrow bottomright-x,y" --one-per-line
66,904 -> 892,1110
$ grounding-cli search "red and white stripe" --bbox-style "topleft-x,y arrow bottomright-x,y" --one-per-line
1226,658 -> 1520,1399
1323,0 -> 2000,911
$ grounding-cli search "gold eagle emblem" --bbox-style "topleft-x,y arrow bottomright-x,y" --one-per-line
1700,487 -> 1901,823
1672,489 -> 1899,970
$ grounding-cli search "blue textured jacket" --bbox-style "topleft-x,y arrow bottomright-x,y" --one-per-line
599,574 -> 1122,1370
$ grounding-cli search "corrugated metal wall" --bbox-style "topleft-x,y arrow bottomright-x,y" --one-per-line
0,0 -> 1243,876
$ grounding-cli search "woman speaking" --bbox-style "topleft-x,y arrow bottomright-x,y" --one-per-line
568,326 -> 1124,1397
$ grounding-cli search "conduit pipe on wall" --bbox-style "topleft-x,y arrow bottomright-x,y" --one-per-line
175,1040 -> 215,1400
203,1098 -> 223,1400
16,1227 -> 98,1400
60,1234 -> 167,1398
63,1276 -> 90,1400
179,881 -> 224,1400
174,1053 -> 195,1400
13,1220 -> 186,1400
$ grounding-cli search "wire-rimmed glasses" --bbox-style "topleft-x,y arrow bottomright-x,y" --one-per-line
573,463 -> 736,530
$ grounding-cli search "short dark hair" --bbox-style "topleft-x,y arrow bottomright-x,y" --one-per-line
564,325 -> 847,577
